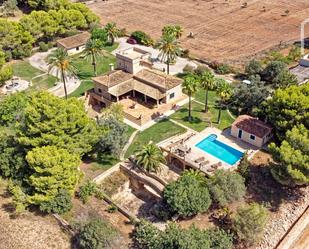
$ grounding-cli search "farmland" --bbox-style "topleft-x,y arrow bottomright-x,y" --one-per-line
89,0 -> 309,65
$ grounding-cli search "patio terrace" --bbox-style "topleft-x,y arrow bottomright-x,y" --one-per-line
159,127 -> 258,175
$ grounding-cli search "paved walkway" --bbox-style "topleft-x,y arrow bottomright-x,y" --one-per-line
28,49 -> 81,97
113,38 -> 198,75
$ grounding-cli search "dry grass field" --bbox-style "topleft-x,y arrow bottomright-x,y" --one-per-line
0,180 -> 71,249
89,0 -> 309,65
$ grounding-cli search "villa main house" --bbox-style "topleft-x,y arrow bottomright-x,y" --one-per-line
87,47 -> 185,127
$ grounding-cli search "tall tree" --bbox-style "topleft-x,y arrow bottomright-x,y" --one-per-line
199,70 -> 216,113
182,74 -> 199,121
216,78 -> 232,124
82,38 -> 104,76
47,48 -> 75,99
263,84 -> 309,140
156,34 -> 181,74
26,146 -> 81,205
230,75 -> 269,116
17,91 -> 98,156
104,22 -> 119,45
135,143 -> 166,173
269,125 -> 309,186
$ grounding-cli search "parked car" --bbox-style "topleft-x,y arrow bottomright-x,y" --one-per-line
127,38 -> 137,45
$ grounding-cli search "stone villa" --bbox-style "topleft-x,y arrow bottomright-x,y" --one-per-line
87,47 -> 185,127
57,32 -> 91,55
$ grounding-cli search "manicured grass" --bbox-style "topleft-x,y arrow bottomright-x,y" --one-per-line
12,61 -> 44,81
170,101 -> 234,132
125,119 -> 187,158
12,61 -> 58,90
194,89 -> 217,106
68,80 -> 94,98
31,74 -> 58,90
72,53 -> 116,80
90,154 -> 119,171
102,42 -> 119,53
125,125 -> 136,138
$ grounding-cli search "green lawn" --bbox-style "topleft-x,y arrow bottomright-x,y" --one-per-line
102,42 -> 119,53
125,119 -> 187,158
170,101 -> 234,132
194,89 -> 217,106
12,61 -> 58,90
12,61 -> 44,81
31,74 -> 58,90
68,80 -> 94,98
72,53 -> 116,80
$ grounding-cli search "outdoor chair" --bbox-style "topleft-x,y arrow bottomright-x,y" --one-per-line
195,157 -> 205,163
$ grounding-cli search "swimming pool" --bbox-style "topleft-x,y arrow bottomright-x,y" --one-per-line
195,134 -> 244,165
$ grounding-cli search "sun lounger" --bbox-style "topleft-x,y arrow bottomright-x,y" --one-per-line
211,164 -> 219,169
195,157 -> 205,163
207,168 -> 215,172
200,160 -> 210,167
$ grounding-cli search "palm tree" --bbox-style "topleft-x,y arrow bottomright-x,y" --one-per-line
104,22 -> 119,45
156,34 -> 181,74
216,78 -> 232,124
182,74 -> 199,121
199,70 -> 216,113
135,143 -> 166,173
82,38 -> 104,76
47,48 -> 76,99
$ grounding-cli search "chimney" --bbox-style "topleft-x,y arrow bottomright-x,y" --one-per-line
109,63 -> 115,71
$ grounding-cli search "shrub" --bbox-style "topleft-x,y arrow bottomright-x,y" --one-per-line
39,189 -> 73,214
4,50 -> 12,62
38,42 -> 49,52
77,218 -> 118,249
262,60 -> 287,83
237,153 -> 250,183
133,220 -> 233,249
206,228 -> 234,249
163,170 -> 212,217
245,59 -> 263,76
79,181 -> 97,204
233,203 -> 268,246
118,28 -> 127,37
131,31 -> 153,46
215,63 -> 233,75
194,65 -> 210,75
207,170 -> 246,207
133,219 -> 161,249
183,64 -> 195,74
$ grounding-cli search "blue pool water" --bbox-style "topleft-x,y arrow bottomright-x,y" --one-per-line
195,134 -> 244,165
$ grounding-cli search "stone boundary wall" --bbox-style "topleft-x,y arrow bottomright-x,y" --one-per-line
275,206 -> 309,249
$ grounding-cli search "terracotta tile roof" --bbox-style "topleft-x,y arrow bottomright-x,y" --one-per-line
134,69 -> 182,90
232,115 -> 272,138
57,32 -> 91,50
93,69 -> 182,91
93,70 -> 133,88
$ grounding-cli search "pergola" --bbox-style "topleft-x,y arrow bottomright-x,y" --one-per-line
108,79 -> 166,107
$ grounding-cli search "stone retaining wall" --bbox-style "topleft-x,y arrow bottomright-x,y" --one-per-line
255,187 -> 309,249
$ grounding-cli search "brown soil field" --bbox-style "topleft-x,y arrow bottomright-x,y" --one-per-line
0,181 -> 71,249
89,0 -> 309,65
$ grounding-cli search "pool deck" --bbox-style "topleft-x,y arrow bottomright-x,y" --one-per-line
159,127 -> 258,174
